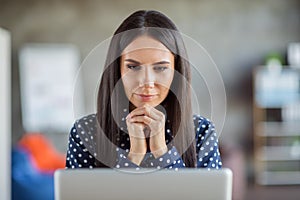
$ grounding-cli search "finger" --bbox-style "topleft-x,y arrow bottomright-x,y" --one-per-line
127,106 -> 149,117
145,106 -> 164,121
150,106 -> 165,119
129,105 -> 161,120
125,120 -> 146,139
126,117 -> 143,130
130,115 -> 153,125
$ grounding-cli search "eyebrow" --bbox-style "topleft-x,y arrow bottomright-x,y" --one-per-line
124,59 -> 170,65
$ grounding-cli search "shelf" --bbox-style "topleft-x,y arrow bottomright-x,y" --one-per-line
265,161 -> 300,171
257,146 -> 300,161
256,121 -> 300,137
257,171 -> 300,185
253,66 -> 300,185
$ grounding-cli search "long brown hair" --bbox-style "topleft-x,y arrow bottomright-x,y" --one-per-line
95,10 -> 196,168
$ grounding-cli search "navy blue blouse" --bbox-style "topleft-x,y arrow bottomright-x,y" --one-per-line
66,111 -> 222,170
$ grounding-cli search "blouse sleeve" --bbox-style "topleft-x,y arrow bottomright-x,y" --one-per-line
115,148 -> 141,169
65,125 -> 95,169
138,116 -> 222,170
66,115 -> 222,170
194,116 -> 222,169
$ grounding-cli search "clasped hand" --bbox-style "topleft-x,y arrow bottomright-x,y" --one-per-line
126,104 -> 168,164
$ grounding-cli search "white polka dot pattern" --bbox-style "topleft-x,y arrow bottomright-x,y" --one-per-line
194,116 -> 222,170
65,114 -> 222,171
66,125 -> 95,169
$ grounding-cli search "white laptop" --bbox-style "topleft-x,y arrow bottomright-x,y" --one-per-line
54,168 -> 232,200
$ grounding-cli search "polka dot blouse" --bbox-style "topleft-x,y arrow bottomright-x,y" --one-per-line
66,111 -> 222,170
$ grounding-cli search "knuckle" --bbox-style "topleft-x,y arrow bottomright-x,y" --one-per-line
145,109 -> 149,115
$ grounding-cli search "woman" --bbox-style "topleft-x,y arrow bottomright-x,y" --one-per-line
66,10 -> 222,170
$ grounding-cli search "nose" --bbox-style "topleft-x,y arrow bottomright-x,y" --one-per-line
140,66 -> 155,88
143,82 -> 155,88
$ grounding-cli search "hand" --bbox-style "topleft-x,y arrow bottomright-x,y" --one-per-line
128,105 -> 168,158
125,113 -> 147,165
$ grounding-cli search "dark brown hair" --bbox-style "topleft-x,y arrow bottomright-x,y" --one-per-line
95,10 -> 196,168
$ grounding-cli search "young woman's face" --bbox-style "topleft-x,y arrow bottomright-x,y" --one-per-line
120,36 -> 175,108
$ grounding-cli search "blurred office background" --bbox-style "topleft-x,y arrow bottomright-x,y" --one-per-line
1,0 -> 300,199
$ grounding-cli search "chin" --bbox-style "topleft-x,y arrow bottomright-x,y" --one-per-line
132,101 -> 160,108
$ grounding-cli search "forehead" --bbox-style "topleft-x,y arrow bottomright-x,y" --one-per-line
122,35 -> 171,56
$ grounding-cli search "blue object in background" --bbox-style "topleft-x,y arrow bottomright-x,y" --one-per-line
12,147 -> 54,200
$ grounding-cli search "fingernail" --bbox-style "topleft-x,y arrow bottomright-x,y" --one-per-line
126,114 -> 130,119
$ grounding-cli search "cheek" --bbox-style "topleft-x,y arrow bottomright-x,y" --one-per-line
157,71 -> 174,88
160,86 -> 170,96
157,73 -> 174,96
121,75 -> 138,95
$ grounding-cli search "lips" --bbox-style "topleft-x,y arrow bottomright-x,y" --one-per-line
135,94 -> 157,102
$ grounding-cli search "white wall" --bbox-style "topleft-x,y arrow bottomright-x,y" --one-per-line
0,27 -> 11,200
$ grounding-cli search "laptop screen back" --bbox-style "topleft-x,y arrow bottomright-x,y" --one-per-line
55,168 -> 232,200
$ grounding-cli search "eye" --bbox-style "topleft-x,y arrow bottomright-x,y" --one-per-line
127,65 -> 142,71
153,66 -> 168,72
